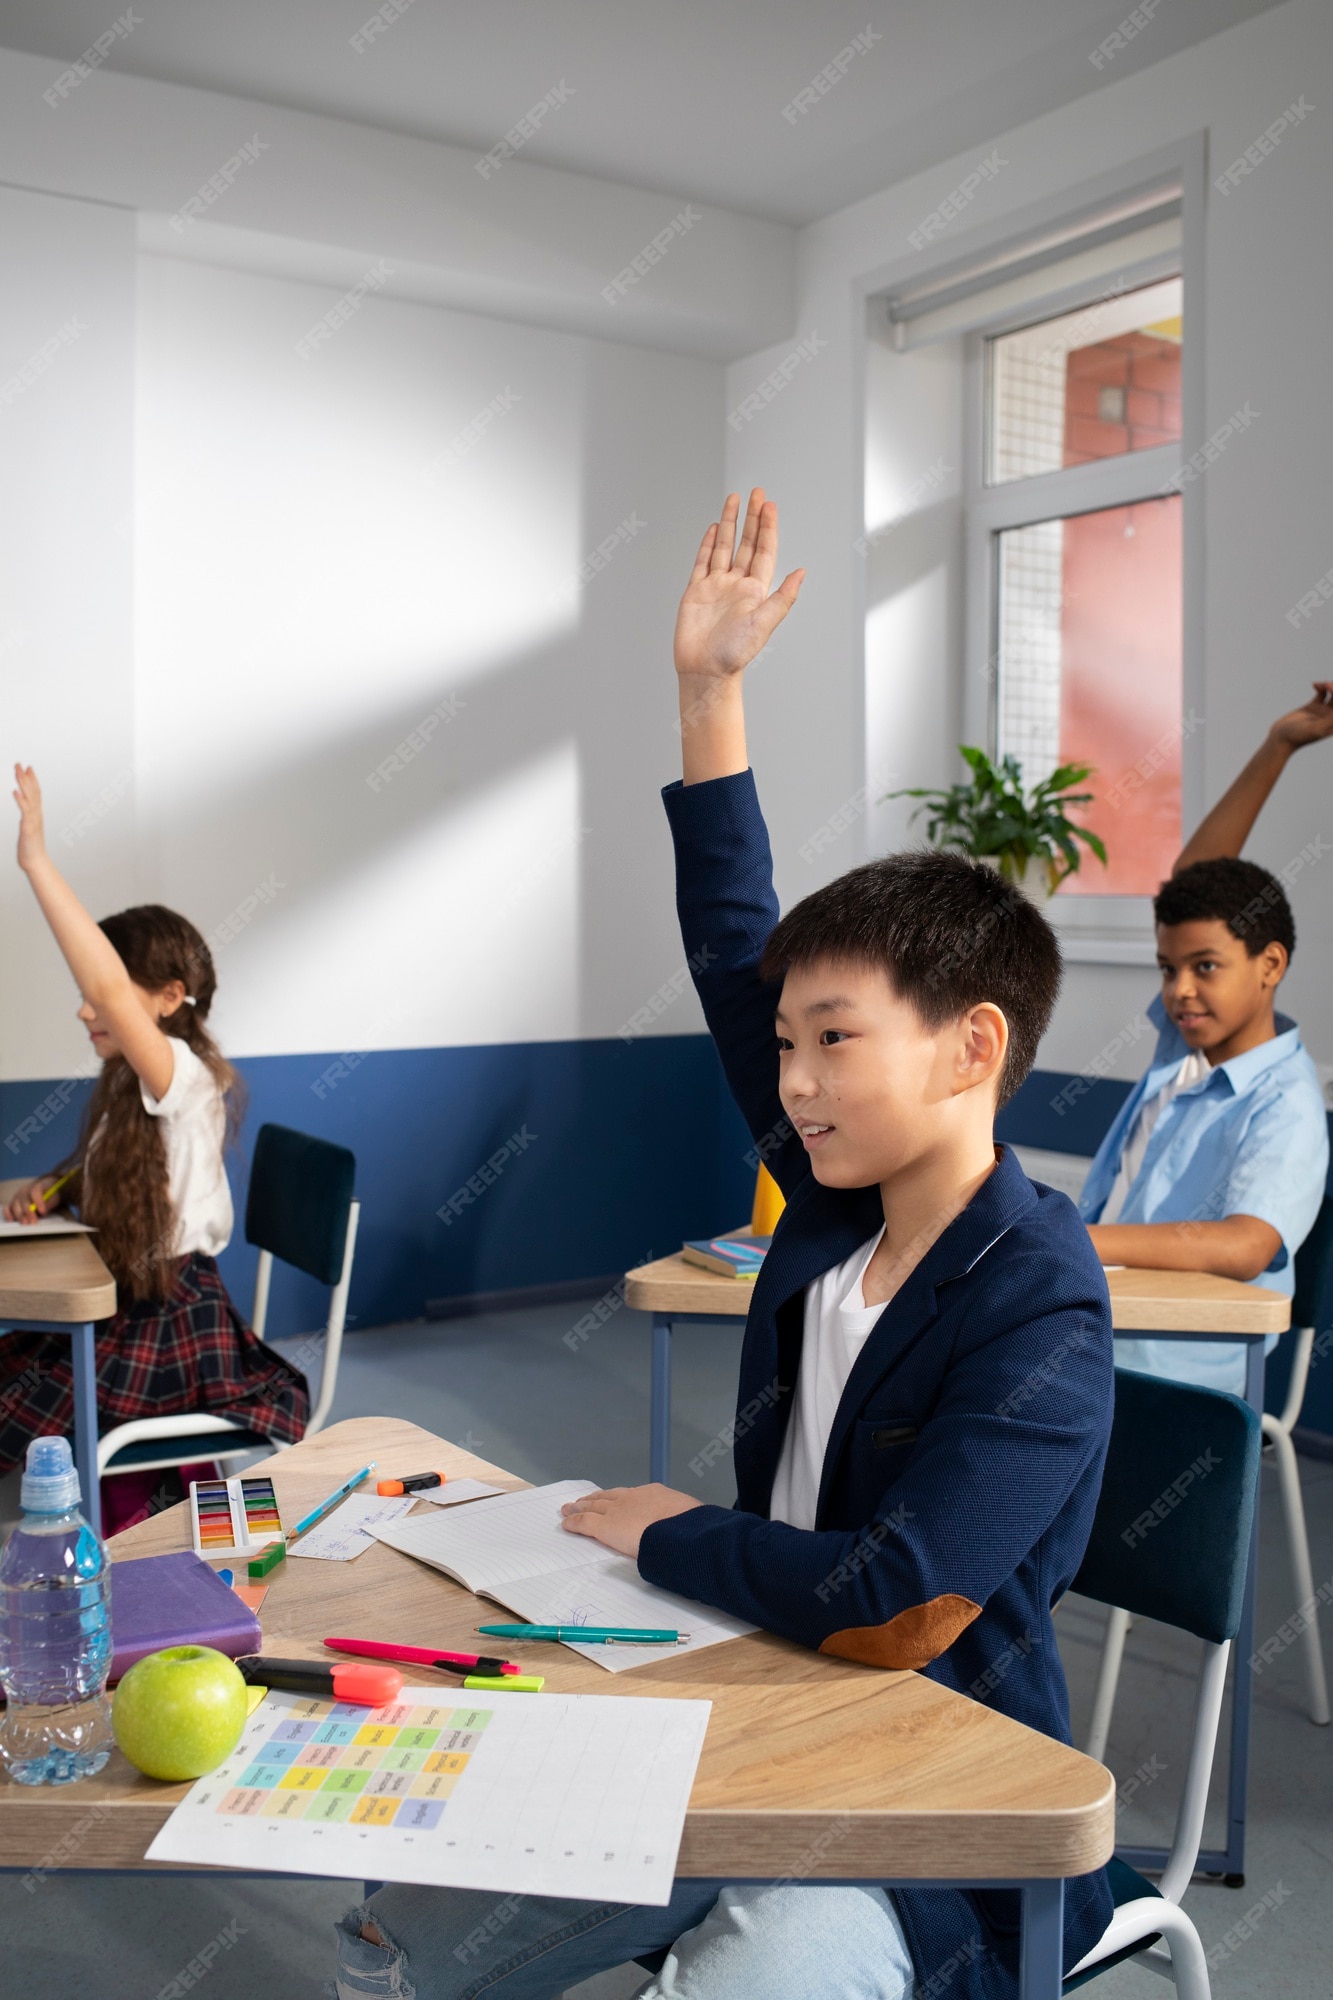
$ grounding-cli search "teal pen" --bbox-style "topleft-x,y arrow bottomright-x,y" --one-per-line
286,1462 -> 376,1543
477,1623 -> 689,1645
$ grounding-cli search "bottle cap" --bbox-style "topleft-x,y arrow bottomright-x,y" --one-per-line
20,1434 -> 82,1512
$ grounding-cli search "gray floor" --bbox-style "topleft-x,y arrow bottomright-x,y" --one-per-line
2,1297 -> 1329,1998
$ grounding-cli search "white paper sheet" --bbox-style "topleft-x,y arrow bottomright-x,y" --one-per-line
370,1481 -> 757,1669
418,1478 -> 507,1507
144,1683 -> 711,1904
0,1216 -> 94,1238
287,1494 -> 417,1561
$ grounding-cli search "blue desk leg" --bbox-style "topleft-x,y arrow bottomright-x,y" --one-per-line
70,1321 -> 100,1539
1218,1336 -> 1265,1885
651,1316 -> 672,1485
1019,1880 -> 1064,2000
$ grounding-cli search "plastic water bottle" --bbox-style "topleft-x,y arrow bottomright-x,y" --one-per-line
0,1436 -> 113,1785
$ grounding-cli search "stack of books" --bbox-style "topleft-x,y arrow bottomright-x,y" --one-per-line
680,1233 -> 771,1279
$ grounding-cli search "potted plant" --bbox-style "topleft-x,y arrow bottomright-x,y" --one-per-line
887,746 -> 1107,897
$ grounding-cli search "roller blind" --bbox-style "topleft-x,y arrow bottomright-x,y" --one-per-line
883,182 -> 1182,349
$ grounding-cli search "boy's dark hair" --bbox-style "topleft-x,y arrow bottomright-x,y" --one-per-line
759,850 -> 1062,1108
1154,858 -> 1295,959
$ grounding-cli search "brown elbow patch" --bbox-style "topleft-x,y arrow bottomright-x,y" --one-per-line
819,1593 -> 982,1669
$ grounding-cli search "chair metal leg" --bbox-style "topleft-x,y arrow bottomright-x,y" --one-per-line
1141,1900 -> 1213,2000
1086,1605 -> 1131,1763
1019,1879 -> 1063,2000
69,1321 -> 100,1538
1264,1417 -> 1330,1725
650,1316 -> 672,1485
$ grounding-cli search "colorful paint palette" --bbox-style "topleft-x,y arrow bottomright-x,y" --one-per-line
189,1476 -> 286,1561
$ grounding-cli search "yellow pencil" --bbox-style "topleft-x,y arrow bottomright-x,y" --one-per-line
28,1166 -> 77,1215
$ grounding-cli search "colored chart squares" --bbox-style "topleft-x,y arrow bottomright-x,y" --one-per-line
219,1789 -> 267,1815
293,1744 -> 344,1769
278,1766 -> 329,1793
364,1771 -> 414,1798
262,1791 -> 311,1819
320,1768 -> 370,1796
272,1720 -> 321,1744
313,1720 -> 360,1746
238,1763 -> 293,1790
350,1796 -> 401,1827
409,1770 -> 459,1801
354,1724 -> 398,1748
394,1728 -> 440,1751
304,1793 -> 354,1823
339,1744 -> 382,1771
423,1752 -> 470,1777
396,1799 -> 446,1831
433,1728 -> 484,1753
377,1747 -> 429,1774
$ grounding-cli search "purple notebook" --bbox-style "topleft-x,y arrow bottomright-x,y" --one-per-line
109,1551 -> 262,1683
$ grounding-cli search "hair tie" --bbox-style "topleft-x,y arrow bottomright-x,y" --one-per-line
180,995 -> 197,1007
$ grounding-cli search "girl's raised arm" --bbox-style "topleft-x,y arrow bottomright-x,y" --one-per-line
13,763 -> 178,1102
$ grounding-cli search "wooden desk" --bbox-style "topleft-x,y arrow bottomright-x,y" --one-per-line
0,1181 -> 117,1535
626,1250 -> 1289,1885
0,1416 -> 1113,1999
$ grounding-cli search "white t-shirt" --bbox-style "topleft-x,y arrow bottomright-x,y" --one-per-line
138,1038 -> 234,1258
1098,1048 -> 1211,1225
770,1229 -> 887,1532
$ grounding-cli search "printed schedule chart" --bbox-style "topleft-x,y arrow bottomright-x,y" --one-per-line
147,1684 -> 711,1904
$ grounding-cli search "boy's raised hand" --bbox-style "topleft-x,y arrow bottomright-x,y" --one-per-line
674,489 -> 804,682
1269,682 -> 1333,750
12,763 -> 48,873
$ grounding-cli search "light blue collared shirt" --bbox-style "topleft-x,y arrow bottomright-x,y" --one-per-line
1080,994 -> 1328,1393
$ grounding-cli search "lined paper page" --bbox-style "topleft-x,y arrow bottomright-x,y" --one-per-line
370,1480 -> 607,1591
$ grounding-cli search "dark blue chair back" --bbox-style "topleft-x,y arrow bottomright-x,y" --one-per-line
1292,1192 -> 1333,1331
1072,1369 -> 1260,1643
244,1123 -> 356,1286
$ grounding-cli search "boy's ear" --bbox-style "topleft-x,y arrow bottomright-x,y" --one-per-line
957,1002 -> 1008,1097
1258,940 -> 1288,988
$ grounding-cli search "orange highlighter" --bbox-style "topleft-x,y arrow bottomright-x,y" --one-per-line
377,1472 -> 447,1495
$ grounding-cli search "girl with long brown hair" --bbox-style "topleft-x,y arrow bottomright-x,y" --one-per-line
0,764 -> 308,1474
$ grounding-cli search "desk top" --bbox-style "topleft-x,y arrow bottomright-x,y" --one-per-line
0,1180 -> 116,1322
625,1250 -> 1290,1335
0,1416 -> 1114,1882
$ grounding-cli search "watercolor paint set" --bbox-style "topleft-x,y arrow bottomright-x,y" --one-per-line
189,1475 -> 286,1561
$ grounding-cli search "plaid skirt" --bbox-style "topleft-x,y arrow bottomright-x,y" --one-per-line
0,1252 -> 310,1476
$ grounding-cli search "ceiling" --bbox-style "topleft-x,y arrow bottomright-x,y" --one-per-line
0,0 -> 1284,225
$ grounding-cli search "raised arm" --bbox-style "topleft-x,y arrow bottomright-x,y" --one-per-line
13,764 -> 178,1102
674,488 -> 804,782
1174,682 -> 1333,871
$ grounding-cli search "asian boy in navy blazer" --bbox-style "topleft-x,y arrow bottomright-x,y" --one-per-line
341,491 -> 1114,2000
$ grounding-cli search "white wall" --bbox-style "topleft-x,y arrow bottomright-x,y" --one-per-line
725,0 -> 1333,1085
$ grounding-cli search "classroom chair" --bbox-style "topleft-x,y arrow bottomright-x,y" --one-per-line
1065,1368 -> 1260,1997
96,1124 -> 359,1480
1086,1194 -> 1333,1756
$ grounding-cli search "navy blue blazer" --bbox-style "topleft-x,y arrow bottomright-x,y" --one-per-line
639,769 -> 1115,1994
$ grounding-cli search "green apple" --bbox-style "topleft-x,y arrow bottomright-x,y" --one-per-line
112,1645 -> 248,1781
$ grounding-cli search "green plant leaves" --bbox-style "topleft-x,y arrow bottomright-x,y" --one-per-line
884,745 -> 1109,885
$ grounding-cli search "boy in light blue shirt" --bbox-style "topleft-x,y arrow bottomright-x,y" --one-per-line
1081,686 -> 1333,1393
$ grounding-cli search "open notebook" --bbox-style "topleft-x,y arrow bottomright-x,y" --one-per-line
369,1480 -> 756,1671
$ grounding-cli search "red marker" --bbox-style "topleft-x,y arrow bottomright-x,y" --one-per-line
235,1655 -> 402,1705
324,1634 -> 519,1676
